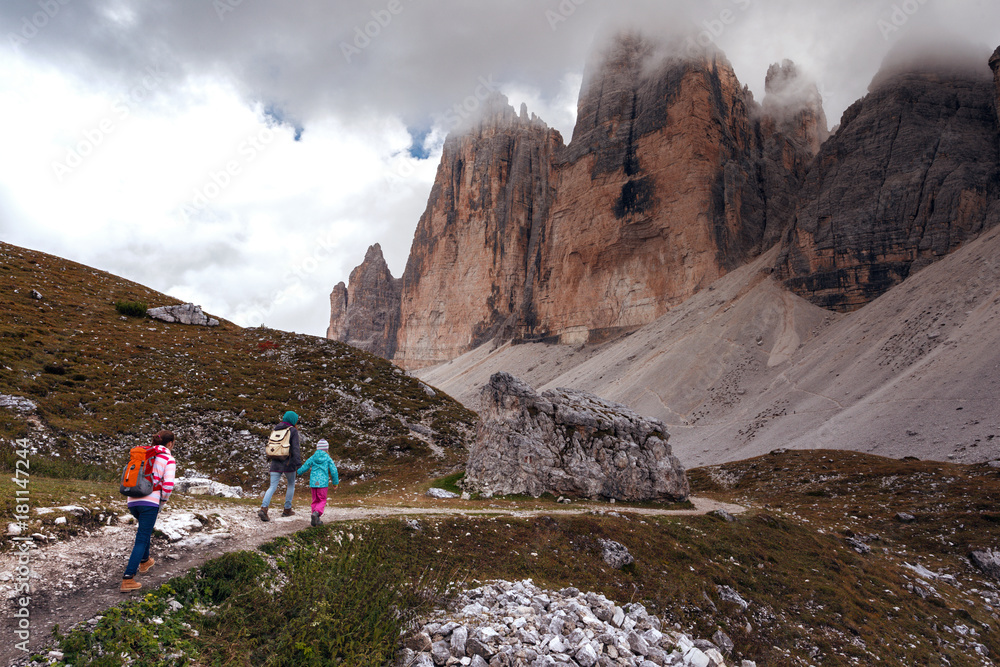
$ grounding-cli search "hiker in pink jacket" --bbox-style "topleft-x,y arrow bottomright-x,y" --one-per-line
120,430 -> 176,593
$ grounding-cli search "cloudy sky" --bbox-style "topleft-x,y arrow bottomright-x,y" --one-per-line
1,0 -> 997,336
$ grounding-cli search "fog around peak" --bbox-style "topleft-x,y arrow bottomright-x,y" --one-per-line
0,0 -> 997,334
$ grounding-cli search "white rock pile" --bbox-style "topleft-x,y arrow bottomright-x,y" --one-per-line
173,476 -> 243,498
399,580 -> 754,667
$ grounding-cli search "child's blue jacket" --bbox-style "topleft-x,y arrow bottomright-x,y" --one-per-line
297,450 -> 339,488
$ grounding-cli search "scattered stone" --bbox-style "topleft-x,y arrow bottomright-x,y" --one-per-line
7,523 -> 22,536
404,519 -> 422,531
404,632 -> 433,652
35,505 -> 89,517
465,373 -> 689,501
710,509 -> 736,522
407,422 -> 435,437
426,488 -> 460,499
29,289 -> 42,300
712,630 -> 734,656
451,625 -> 468,656
846,537 -> 871,554
716,585 -> 749,610
156,513 -> 203,542
54,517 -> 67,525
970,549 -> 1000,580
173,477 -> 243,498
431,640 -> 451,665
0,394 -> 37,413
895,512 -> 916,523
175,533 -> 229,549
147,303 -> 220,326
598,539 -> 634,569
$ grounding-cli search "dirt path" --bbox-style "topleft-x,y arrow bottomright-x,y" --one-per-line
1,496 -> 744,665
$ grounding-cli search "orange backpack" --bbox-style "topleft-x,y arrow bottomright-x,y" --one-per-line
119,446 -> 156,497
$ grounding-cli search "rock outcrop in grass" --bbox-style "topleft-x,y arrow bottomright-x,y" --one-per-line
465,373 -> 688,501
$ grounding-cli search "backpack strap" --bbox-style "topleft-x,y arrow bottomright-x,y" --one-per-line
144,446 -> 162,491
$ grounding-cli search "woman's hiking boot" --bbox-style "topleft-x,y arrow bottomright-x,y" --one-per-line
138,557 -> 155,574
258,507 -> 269,522
120,578 -> 142,593
281,507 -> 294,517
311,511 -> 319,526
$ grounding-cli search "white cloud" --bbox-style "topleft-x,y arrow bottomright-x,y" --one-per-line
0,0 -> 997,337
0,49 -> 438,335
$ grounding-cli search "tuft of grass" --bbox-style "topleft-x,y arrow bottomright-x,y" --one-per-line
114,299 -> 148,318
47,527 -> 451,667
434,471 -> 465,494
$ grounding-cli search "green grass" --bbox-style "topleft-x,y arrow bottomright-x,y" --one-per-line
37,484 -> 1000,666
51,527 -> 451,667
433,471 -> 465,494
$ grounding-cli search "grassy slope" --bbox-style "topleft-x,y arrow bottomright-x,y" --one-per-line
36,450 -> 1000,667
6,242 -> 1000,665
0,241 -> 476,493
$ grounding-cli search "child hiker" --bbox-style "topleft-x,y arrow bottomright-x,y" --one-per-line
297,439 -> 339,526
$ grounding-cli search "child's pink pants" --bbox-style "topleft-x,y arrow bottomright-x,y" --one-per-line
310,487 -> 328,514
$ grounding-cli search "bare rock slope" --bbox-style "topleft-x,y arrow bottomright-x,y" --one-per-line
420,224 -> 1000,467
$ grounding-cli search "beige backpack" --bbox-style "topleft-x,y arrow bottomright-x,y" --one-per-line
265,428 -> 292,461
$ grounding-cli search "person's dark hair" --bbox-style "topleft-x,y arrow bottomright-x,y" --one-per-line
152,430 -> 175,447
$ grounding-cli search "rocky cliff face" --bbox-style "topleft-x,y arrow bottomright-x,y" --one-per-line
776,49 -> 1000,311
391,97 -> 563,369
327,243 -> 401,358
331,34 -> 825,368
758,60 -> 829,248
528,38 -> 774,343
992,45 -> 1000,145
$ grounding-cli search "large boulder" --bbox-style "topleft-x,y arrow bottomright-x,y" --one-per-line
464,373 -> 689,501
147,303 -> 220,326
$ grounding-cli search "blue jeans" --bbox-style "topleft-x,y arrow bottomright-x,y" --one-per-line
124,505 -> 159,578
262,471 -> 296,509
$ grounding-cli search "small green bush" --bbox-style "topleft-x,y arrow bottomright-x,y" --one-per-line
114,300 -> 148,317
436,472 -> 465,494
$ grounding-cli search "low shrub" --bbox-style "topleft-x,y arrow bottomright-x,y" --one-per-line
114,300 -> 148,318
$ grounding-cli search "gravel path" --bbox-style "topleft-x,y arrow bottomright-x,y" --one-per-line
1,496 -> 744,665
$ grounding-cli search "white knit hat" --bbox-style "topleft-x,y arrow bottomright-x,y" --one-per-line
317,439 -> 329,450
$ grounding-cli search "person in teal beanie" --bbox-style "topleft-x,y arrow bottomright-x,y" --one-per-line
297,439 -> 339,526
259,410 -> 303,522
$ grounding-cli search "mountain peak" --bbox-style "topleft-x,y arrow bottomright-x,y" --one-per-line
762,59 -> 829,154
